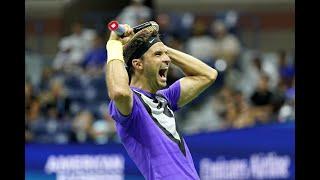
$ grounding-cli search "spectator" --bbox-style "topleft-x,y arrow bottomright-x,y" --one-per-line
231,90 -> 255,129
182,94 -> 225,134
278,77 -> 295,122
26,81 -> 40,142
285,77 -> 295,102
44,105 -> 70,144
185,18 -> 215,65
39,67 -> 54,91
209,87 -> 255,130
250,74 -> 275,125
25,81 -> 37,110
278,50 -> 295,87
91,119 -> 111,144
25,98 -> 41,142
210,20 -> 241,68
238,54 -> 264,98
250,74 -> 274,106
278,100 -> 294,122
270,80 -> 287,120
82,34 -> 107,72
25,126 -> 33,142
223,10 -> 239,36
116,0 -> 153,27
25,97 -> 57,143
209,87 -> 235,130
53,22 -> 96,70
69,110 -> 95,143
100,106 -> 119,142
39,78 -> 71,120
156,13 -> 175,44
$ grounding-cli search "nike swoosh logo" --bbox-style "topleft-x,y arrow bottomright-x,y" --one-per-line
149,38 -> 155,44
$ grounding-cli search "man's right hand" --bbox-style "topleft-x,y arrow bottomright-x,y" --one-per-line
109,24 -> 134,45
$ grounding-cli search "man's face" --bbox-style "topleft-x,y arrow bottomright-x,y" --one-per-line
141,42 -> 171,89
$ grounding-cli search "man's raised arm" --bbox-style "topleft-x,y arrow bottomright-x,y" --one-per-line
166,46 -> 218,107
105,25 -> 134,116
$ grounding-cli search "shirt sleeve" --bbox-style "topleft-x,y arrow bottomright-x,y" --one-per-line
158,80 -> 181,111
108,93 -> 141,126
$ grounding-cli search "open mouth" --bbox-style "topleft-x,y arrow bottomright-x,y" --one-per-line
158,67 -> 168,80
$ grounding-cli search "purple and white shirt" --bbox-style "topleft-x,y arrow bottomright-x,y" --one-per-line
108,80 -> 200,180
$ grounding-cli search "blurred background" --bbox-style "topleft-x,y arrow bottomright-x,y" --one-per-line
25,0 -> 295,179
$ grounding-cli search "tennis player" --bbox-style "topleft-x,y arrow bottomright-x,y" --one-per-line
106,23 -> 218,179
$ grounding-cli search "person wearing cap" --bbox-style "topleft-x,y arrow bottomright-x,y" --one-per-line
105,23 -> 218,180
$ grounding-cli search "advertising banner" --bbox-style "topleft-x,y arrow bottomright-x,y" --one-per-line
25,122 -> 294,180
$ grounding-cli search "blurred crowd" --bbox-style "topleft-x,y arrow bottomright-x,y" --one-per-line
25,0 -> 295,144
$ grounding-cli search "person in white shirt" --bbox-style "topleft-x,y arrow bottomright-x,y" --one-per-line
116,0 -> 152,27
53,22 -> 96,70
